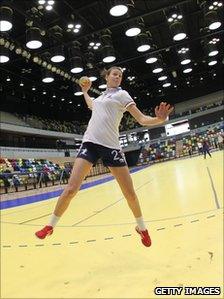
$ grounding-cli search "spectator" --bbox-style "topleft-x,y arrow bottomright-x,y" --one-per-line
197,141 -> 203,155
202,139 -> 212,159
217,133 -> 223,150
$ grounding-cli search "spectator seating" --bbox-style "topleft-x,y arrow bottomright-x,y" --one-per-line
2,98 -> 220,134
138,127 -> 223,164
0,158 -> 71,194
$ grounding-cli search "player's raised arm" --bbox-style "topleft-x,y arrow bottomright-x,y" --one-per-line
127,102 -> 173,126
79,76 -> 93,110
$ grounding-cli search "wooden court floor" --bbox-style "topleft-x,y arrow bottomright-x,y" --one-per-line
1,151 -> 223,298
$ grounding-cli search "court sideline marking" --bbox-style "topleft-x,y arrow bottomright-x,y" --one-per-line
1,212 -> 221,249
206,166 -> 221,209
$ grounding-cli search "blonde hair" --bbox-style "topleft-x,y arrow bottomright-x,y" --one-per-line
100,66 -> 123,78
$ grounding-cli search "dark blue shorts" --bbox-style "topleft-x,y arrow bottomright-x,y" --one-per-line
76,142 -> 127,167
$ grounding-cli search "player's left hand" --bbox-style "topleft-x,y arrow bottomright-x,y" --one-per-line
155,102 -> 174,122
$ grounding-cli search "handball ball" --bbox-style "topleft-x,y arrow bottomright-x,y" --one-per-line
79,76 -> 90,85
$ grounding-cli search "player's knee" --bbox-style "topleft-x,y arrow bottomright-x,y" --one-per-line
125,191 -> 137,202
65,185 -> 79,198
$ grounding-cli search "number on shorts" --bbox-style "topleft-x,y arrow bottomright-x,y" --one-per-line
111,150 -> 120,161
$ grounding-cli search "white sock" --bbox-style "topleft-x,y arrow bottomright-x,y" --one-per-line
48,214 -> 60,227
136,216 -> 146,231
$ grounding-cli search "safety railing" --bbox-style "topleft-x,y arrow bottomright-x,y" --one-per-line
0,160 -> 110,195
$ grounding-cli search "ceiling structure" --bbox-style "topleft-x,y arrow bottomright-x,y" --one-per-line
0,0 -> 223,122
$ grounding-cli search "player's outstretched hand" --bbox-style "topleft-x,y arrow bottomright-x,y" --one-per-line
155,102 -> 174,122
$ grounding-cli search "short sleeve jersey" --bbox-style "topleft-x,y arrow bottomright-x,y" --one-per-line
82,87 -> 136,149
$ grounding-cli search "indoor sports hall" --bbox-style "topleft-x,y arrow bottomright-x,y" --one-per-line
0,0 -> 223,298
1,151 -> 223,298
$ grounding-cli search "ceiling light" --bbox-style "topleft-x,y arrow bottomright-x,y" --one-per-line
42,77 -> 54,83
152,67 -> 163,74
125,19 -> 143,37
42,70 -> 54,83
50,45 -> 65,62
48,0 -> 55,4
209,50 -> 218,56
183,67 -> 192,73
0,46 -> 9,63
38,0 -> 46,4
168,12 -> 183,22
181,58 -> 191,65
109,3 -> 128,17
163,82 -> 171,87
68,23 -> 74,29
209,37 -> 220,44
70,56 -> 83,73
99,83 -> 107,89
103,55 -> 116,63
145,56 -> 157,64
178,47 -> 189,54
0,7 -> 13,32
174,32 -> 186,41
137,45 -> 150,52
209,21 -> 221,30
102,45 -> 116,63
136,33 -> 151,52
127,76 -> 135,81
208,59 -> 217,66
125,27 -> 141,37
98,78 -> 107,89
207,42 -> 219,57
158,75 -> 167,81
6,76 -> 10,81
26,27 -> 42,49
74,91 -> 83,96
170,22 -> 187,41
46,5 -> 53,11
205,11 -> 221,30
89,76 -> 97,81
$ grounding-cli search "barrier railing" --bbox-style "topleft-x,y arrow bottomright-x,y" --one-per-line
0,160 -> 110,195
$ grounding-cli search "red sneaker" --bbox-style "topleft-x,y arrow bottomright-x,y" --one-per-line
35,225 -> 53,239
135,226 -> 151,247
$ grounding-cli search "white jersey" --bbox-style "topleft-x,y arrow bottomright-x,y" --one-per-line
82,87 -> 136,149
